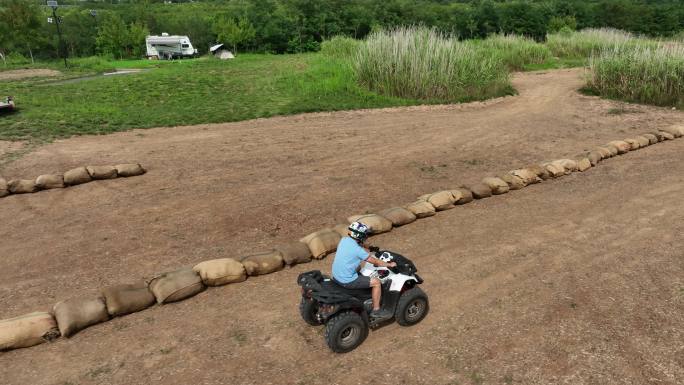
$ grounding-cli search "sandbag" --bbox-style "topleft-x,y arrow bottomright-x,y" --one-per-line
511,169 -> 541,185
481,177 -> 509,195
193,258 -> 247,285
300,229 -> 341,259
241,250 -> 284,276
405,200 -> 436,218
525,164 -> 551,180
87,165 -> 117,180
603,145 -> 619,156
101,281 -> 156,317
500,174 -> 525,190
451,188 -> 472,205
544,163 -> 565,178
148,268 -> 205,304
607,141 -> 631,154
0,312 -> 60,351
8,179 -> 37,194
594,147 -> 613,158
35,174 -> 64,189
277,242 -> 313,266
661,126 -> 683,138
635,136 -> 650,147
347,214 -> 393,234
115,163 -> 146,177
468,183 -> 492,199
558,159 -> 578,172
659,131 -> 675,140
587,152 -> 602,166
642,133 -> 658,145
0,177 -> 7,198
53,297 -> 109,337
378,207 -> 416,227
332,223 -> 349,238
624,138 -> 641,150
577,158 -> 592,172
670,126 -> 684,136
550,160 -> 574,174
418,191 -> 457,211
63,167 -> 92,186
650,131 -> 666,142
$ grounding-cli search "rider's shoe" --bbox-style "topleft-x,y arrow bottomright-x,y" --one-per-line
370,308 -> 393,321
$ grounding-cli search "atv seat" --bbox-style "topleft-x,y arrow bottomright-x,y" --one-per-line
323,279 -> 372,299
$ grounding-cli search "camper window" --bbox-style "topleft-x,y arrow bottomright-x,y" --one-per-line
182,44 -> 190,48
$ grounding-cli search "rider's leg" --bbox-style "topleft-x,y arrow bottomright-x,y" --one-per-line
370,278 -> 381,310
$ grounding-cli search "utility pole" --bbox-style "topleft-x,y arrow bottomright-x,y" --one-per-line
47,1 -> 67,68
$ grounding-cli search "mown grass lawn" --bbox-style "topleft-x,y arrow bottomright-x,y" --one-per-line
0,54 -> 423,141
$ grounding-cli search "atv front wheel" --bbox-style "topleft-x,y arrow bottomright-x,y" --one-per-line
299,297 -> 322,326
395,287 -> 429,326
324,311 -> 368,353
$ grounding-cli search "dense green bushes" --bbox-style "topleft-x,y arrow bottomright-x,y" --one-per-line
469,34 -> 551,71
320,36 -> 360,60
587,44 -> 684,108
354,27 -> 512,102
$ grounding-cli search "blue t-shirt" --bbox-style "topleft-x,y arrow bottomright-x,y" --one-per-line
332,237 -> 370,284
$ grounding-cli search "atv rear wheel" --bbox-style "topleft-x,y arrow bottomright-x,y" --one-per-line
395,287 -> 429,326
324,311 -> 368,353
299,297 -> 322,326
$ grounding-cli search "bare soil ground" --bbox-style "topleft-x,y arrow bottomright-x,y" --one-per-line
0,68 -> 62,81
0,69 -> 683,385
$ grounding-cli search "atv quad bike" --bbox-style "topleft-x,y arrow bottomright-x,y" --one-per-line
297,249 -> 429,353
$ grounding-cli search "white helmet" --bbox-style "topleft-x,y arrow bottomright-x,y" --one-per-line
348,221 -> 371,242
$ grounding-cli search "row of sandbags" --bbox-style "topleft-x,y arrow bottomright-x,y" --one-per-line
0,163 -> 146,198
2,125 -> 682,352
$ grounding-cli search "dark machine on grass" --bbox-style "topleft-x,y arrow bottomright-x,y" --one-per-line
297,249 -> 429,353
0,96 -> 15,114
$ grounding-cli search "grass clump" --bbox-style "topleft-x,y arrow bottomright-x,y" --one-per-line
587,44 -> 684,108
320,36 -> 360,60
546,28 -> 657,58
354,27 -> 512,102
470,34 -> 551,71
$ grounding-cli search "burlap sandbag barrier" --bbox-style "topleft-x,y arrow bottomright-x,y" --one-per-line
418,191 -> 457,211
659,131 -> 675,140
468,183 -> 492,199
624,138 -> 641,150
544,163 -> 566,178
602,145 -> 619,156
450,188 -> 471,205
481,177 -> 509,195
526,164 -> 551,180
63,167 -> 92,186
332,223 -> 349,238
8,179 -> 37,194
670,125 -> 684,136
577,158 -> 592,172
193,258 -> 247,285
0,312 -> 60,351
594,147 -> 613,158
587,151 -> 602,167
607,141 -> 631,154
405,200 -> 436,218
277,242 -> 313,266
35,174 -> 64,190
0,177 -> 8,198
642,133 -> 658,145
101,281 -> 156,317
347,214 -> 393,233
115,163 -> 146,177
241,250 -> 284,276
148,268 -> 205,304
650,131 -> 666,141
500,174 -> 525,190
53,297 -> 110,337
660,126 -> 683,138
378,207 -> 416,227
87,166 -> 117,180
550,160 -> 576,174
511,169 -> 541,185
300,229 -> 341,259
635,136 -> 650,147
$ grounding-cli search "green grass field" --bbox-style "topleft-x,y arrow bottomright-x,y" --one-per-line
1,55 -> 425,141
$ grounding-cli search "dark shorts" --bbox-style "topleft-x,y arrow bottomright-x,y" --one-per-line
335,275 -> 371,289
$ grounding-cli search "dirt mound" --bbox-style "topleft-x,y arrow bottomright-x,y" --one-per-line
0,69 -> 61,81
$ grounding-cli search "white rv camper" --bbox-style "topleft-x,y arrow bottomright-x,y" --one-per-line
145,33 -> 198,59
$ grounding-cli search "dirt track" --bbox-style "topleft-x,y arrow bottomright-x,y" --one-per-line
1,69 -> 683,384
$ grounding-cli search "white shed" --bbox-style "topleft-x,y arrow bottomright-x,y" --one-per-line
209,43 -> 235,60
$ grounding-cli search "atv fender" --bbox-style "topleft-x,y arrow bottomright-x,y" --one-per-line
389,275 -> 419,292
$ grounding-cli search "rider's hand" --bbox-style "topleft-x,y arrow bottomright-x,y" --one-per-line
387,262 -> 397,268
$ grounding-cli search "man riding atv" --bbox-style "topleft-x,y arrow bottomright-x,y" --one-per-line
331,222 -> 397,320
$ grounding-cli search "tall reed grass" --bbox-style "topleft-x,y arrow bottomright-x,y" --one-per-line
588,44 -> 684,108
470,34 -> 551,70
546,28 -> 658,58
354,27 -> 512,102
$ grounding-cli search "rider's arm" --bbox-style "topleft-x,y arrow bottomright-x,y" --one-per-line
365,255 -> 396,268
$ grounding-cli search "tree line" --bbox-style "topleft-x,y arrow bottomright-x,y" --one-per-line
1,0 -> 683,62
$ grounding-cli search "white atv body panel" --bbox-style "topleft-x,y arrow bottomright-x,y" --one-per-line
360,251 -> 418,292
